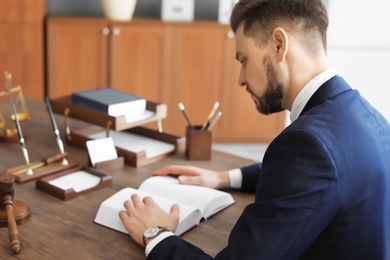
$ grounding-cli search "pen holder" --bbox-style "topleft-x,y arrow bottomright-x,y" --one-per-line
185,125 -> 211,160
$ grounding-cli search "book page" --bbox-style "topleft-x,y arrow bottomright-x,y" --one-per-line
94,187 -> 202,236
139,176 -> 235,219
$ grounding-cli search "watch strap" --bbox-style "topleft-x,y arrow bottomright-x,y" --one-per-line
143,226 -> 170,247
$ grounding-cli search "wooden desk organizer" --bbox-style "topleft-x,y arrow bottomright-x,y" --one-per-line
49,95 -> 167,131
185,125 -> 212,160
48,95 -> 185,167
6,153 -> 77,183
36,164 -> 113,201
70,125 -> 186,167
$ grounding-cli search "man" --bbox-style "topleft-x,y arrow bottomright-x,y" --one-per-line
119,0 -> 390,259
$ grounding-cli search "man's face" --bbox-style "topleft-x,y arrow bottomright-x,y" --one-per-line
235,25 -> 284,115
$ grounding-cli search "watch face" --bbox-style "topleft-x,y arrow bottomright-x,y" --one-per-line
145,226 -> 160,238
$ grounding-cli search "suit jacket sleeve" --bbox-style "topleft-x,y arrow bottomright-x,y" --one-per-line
148,128 -> 339,259
240,163 -> 262,192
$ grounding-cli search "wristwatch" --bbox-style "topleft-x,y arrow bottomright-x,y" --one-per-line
142,226 -> 170,247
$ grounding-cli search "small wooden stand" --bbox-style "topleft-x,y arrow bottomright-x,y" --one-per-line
36,165 -> 113,201
6,153 -> 77,183
89,157 -> 125,172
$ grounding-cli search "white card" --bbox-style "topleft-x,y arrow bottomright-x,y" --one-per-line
86,137 -> 118,167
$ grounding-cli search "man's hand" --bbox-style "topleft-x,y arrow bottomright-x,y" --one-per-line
119,194 -> 180,247
153,165 -> 230,189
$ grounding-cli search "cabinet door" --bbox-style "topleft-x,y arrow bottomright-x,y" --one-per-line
161,24 -> 225,137
0,24 -> 44,100
0,0 -> 46,101
46,18 -> 109,98
217,28 -> 285,142
109,20 -> 169,103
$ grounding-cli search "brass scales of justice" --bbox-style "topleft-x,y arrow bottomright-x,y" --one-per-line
0,71 -> 30,143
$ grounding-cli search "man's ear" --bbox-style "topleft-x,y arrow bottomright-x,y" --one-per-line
272,27 -> 288,62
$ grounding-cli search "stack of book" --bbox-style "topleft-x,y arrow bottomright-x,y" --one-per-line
71,88 -> 153,123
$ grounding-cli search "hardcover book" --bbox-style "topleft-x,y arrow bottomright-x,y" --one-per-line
71,88 -> 147,119
94,176 -> 235,236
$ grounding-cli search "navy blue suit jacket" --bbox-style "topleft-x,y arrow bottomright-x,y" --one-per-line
148,76 -> 390,259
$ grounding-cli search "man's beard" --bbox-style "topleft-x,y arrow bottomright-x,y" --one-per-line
247,55 -> 284,115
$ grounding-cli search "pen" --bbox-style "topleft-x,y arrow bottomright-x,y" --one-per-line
206,111 -> 222,130
45,96 -> 68,166
178,102 -> 195,130
12,103 -> 33,175
201,101 -> 219,130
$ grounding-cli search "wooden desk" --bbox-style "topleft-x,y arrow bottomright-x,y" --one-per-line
0,100 -> 255,259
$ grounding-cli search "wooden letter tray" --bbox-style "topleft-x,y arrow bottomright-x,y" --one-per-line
69,125 -> 185,167
36,164 -> 113,201
49,95 -> 167,131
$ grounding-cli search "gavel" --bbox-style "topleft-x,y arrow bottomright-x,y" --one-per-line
0,172 -> 22,254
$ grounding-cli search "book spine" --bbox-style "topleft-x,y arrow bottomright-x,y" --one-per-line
71,95 -> 108,113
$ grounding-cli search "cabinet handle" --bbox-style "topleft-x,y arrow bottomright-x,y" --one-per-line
102,27 -> 110,36
112,28 -> 121,36
227,31 -> 235,39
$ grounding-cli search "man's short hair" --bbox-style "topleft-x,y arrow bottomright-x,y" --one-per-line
230,0 -> 329,55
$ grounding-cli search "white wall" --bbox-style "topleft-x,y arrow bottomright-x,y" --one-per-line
327,0 -> 390,121
327,0 -> 390,49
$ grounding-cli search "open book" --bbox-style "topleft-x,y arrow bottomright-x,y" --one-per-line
94,176 -> 235,236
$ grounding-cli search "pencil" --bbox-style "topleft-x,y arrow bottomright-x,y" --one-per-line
201,101 -> 219,130
206,111 -> 222,130
178,102 -> 195,130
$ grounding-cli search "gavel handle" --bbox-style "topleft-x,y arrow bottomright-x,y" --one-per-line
3,194 -> 21,254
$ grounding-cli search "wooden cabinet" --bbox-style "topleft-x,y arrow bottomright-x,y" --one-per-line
47,18 -> 167,102
161,23 -> 227,137
46,18 -> 109,98
46,17 -> 285,142
0,0 -> 46,101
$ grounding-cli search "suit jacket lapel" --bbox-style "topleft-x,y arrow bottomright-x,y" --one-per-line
300,76 -> 352,117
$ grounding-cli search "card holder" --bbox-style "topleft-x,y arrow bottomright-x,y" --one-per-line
88,157 -> 124,172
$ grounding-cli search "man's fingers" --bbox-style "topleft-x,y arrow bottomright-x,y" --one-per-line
170,204 -> 180,215
143,196 -> 157,206
131,194 -> 144,208
153,165 -> 199,177
123,199 -> 135,212
178,175 -> 204,186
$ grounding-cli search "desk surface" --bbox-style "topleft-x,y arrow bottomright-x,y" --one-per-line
0,100 -> 255,259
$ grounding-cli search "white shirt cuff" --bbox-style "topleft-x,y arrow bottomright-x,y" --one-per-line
228,168 -> 243,189
145,231 -> 175,257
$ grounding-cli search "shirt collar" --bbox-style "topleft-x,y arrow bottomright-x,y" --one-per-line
289,68 -> 338,123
